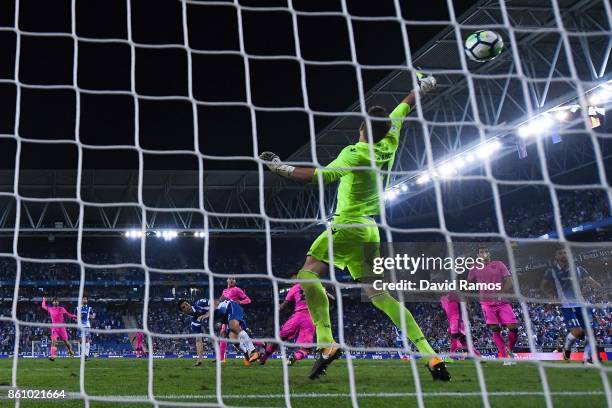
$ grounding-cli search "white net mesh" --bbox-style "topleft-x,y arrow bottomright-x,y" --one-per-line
1,0 -> 612,407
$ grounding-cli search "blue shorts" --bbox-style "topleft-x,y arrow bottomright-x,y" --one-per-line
561,307 -> 593,329
190,321 -> 204,334
223,302 -> 247,332
77,328 -> 91,339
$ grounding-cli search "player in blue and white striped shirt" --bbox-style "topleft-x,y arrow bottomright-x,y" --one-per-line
541,248 -> 602,363
178,298 -> 259,366
75,295 -> 95,360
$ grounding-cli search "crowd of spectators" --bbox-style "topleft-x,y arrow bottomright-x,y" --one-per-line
468,189 -> 610,238
0,189 -> 609,356
1,289 -> 610,356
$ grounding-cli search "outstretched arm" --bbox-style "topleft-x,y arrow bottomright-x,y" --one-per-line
235,288 -> 252,305
260,73 -> 436,184
258,152 -> 314,183
41,297 -> 48,311
260,145 -> 358,185
64,308 -> 77,319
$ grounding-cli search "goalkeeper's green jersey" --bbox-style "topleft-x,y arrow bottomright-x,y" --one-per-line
312,102 -> 411,217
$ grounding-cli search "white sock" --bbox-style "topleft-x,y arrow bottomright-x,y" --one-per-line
84,343 -> 90,356
563,333 -> 576,351
238,331 -> 255,353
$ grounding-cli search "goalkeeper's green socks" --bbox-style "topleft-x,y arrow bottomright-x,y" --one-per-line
370,292 -> 436,356
297,269 -> 334,345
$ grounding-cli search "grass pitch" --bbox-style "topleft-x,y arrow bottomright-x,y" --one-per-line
0,358 -> 609,407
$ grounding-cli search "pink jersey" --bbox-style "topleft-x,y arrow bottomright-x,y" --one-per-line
467,260 -> 510,305
440,292 -> 461,306
222,286 -> 251,305
135,332 -> 144,342
42,298 -> 75,325
286,284 -> 308,313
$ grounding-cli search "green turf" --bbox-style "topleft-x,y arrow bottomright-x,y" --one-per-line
0,358 -> 609,407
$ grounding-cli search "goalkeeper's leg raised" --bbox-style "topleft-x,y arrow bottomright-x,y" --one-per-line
298,215 -> 450,381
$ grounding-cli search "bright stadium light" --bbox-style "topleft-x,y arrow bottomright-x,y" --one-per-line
194,231 -> 206,238
539,114 -> 555,131
400,184 -> 408,192
453,157 -> 466,169
416,174 -> 430,185
465,153 -> 475,163
384,189 -> 398,200
554,110 -> 570,121
475,145 -> 488,158
475,142 -> 497,158
438,163 -> 455,177
160,230 -> 178,241
518,124 -> 531,138
588,88 -> 611,105
124,230 -> 143,239
518,114 -> 555,138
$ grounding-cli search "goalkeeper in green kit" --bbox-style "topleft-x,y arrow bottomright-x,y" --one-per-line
259,72 -> 450,381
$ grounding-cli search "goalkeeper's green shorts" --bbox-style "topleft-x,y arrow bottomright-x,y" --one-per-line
307,215 -> 380,281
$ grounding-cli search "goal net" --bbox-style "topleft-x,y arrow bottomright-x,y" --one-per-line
1,0 -> 611,407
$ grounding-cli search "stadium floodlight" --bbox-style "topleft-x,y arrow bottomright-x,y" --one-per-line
453,157 -> 466,169
400,184 -> 408,192
475,140 -> 501,158
438,163 -> 456,177
384,189 -> 398,200
194,231 -> 206,238
518,124 -> 531,138
554,110 -> 570,121
518,113 -> 556,138
416,174 -> 430,185
124,230 -> 143,239
160,230 -> 178,241
539,114 -> 555,130
465,153 -> 476,163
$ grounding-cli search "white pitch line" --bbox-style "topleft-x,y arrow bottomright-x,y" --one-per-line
19,390 -> 602,401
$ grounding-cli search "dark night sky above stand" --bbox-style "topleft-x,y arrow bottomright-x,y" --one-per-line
0,0 -> 477,172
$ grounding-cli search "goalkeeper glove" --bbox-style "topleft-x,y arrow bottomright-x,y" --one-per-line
416,72 -> 437,95
259,151 -> 295,178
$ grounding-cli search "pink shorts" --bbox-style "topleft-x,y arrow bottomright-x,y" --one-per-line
481,302 -> 517,325
440,298 -> 464,334
279,310 -> 315,346
51,327 -> 69,342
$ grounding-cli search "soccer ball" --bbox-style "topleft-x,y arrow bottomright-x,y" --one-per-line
464,30 -> 504,63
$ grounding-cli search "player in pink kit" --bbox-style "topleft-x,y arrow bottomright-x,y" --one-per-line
440,292 -> 481,358
217,277 -> 252,363
467,246 -> 519,364
133,331 -> 146,358
41,297 -> 76,361
259,283 -> 318,366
